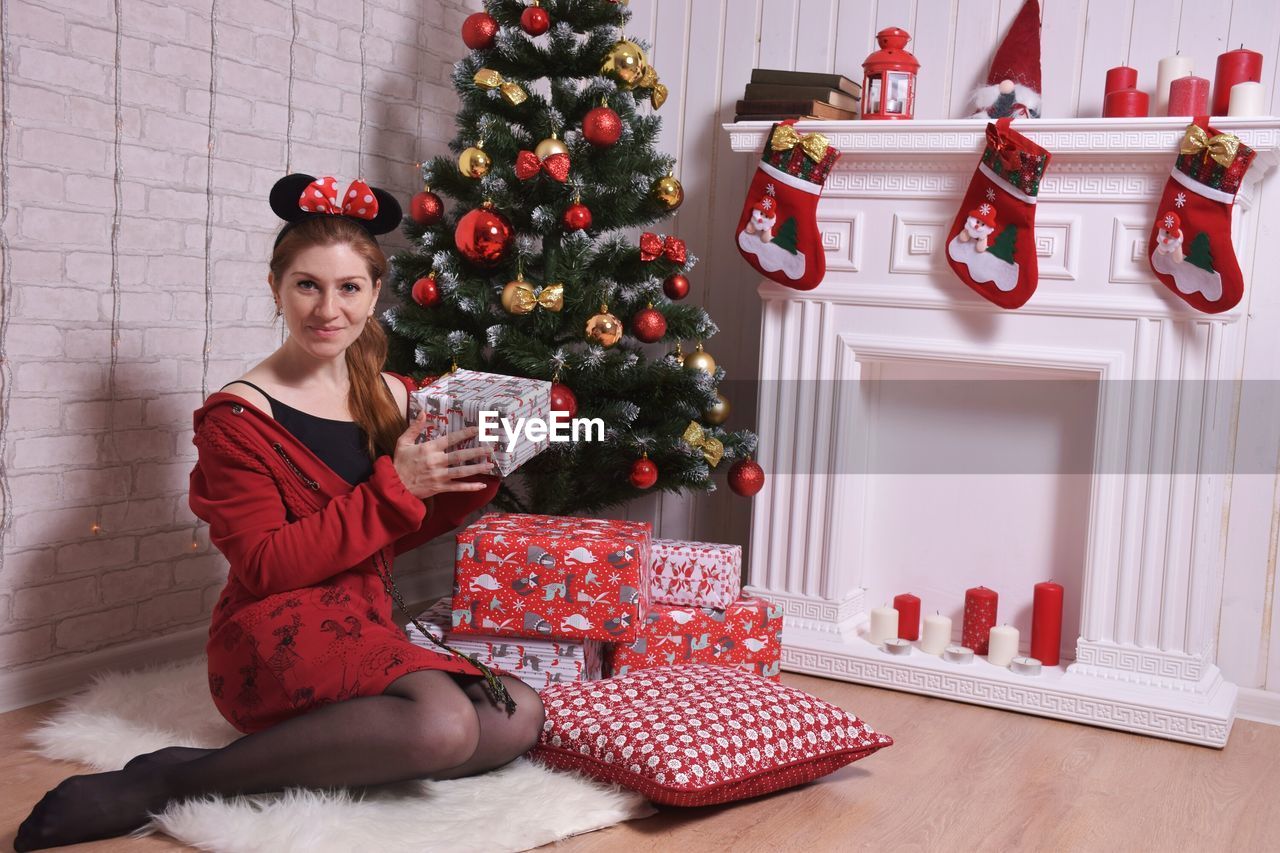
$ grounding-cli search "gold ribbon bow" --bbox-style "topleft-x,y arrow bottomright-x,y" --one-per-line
1180,125 -> 1240,168
636,65 -> 668,109
511,282 -> 564,313
771,124 -> 830,162
682,421 -> 724,467
474,68 -> 528,106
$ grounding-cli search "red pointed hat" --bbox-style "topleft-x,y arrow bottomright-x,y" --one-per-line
987,0 -> 1042,93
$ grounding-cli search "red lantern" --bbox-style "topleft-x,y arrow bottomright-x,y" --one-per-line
861,27 -> 919,120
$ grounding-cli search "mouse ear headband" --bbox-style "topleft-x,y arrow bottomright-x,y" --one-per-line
269,173 -> 402,246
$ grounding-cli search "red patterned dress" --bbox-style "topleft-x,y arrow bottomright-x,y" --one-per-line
189,372 -> 498,733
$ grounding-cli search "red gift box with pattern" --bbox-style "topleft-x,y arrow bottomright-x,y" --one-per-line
452,512 -> 651,643
649,538 -> 741,609
606,595 -> 783,680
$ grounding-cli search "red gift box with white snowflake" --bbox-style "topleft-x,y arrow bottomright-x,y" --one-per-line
452,512 -> 651,643
649,538 -> 741,609
606,595 -> 783,680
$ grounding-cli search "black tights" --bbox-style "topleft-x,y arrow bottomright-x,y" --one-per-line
15,671 -> 544,851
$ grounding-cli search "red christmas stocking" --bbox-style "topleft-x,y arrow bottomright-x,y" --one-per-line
1148,119 -> 1256,314
735,120 -> 841,290
944,117 -> 1051,309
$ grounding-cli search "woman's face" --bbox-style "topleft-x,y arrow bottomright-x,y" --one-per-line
273,242 -> 381,357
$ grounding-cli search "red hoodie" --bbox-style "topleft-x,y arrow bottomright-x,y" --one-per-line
188,371 -> 498,732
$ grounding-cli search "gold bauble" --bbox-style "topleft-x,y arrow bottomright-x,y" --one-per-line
535,133 -> 569,159
685,342 -> 716,375
704,391 -> 730,425
501,277 -> 536,314
601,39 -> 647,88
585,304 -> 623,347
652,174 -> 684,211
458,146 -> 491,178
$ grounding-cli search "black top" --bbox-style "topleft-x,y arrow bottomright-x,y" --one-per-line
220,379 -> 389,486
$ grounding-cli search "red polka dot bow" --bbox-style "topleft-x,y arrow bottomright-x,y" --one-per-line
297,176 -> 380,220
515,150 -> 570,183
639,232 -> 687,264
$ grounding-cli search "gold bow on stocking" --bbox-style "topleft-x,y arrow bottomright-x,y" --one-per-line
474,68 -> 528,106
510,283 -> 564,313
771,125 -> 831,162
682,421 -> 724,467
1180,125 -> 1240,167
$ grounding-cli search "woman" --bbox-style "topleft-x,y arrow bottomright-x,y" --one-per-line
16,175 -> 544,851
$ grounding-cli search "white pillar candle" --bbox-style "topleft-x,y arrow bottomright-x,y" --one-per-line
987,624 -> 1019,666
1156,54 -> 1194,115
920,614 -> 952,655
868,606 -> 899,645
1228,82 -> 1266,116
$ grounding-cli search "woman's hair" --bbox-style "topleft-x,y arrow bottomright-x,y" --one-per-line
269,216 -> 404,460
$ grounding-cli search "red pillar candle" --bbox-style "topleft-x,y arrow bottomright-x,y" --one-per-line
893,593 -> 921,641
1030,581 -> 1064,666
1212,47 -> 1264,116
1104,65 -> 1137,94
1103,88 -> 1149,117
962,587 -> 998,654
1168,75 -> 1210,116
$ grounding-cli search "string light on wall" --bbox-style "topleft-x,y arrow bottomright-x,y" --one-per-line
0,0 -> 15,562
281,0 -> 298,348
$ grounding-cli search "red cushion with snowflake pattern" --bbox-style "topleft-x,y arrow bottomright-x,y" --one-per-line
529,664 -> 893,806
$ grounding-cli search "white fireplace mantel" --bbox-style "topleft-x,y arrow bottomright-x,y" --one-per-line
728,117 -> 1280,747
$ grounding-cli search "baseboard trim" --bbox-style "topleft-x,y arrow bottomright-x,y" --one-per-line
1237,687 -> 1280,727
0,626 -> 208,714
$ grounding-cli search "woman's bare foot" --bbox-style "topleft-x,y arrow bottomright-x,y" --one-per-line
124,746 -> 215,770
14,765 -> 170,852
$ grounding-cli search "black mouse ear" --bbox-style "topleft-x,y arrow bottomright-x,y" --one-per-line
269,173 -> 317,223
365,186 -> 403,236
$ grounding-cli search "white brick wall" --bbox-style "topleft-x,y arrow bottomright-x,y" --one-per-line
0,0 -> 482,675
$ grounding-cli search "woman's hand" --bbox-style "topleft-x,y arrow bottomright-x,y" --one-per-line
393,412 -> 496,499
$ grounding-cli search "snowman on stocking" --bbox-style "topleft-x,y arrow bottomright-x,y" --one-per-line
736,120 -> 842,290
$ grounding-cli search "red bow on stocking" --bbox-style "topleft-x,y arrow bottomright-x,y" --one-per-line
515,150 -> 570,183
986,117 -> 1025,172
639,232 -> 687,264
297,176 -> 380,220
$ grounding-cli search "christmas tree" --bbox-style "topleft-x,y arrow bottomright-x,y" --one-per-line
384,0 -> 757,516
771,218 -> 799,254
988,224 -> 1018,263
1185,232 -> 1214,273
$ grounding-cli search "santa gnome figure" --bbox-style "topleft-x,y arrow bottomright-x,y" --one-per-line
1154,210 -> 1185,263
746,192 -> 778,242
957,204 -> 998,252
970,0 -> 1043,119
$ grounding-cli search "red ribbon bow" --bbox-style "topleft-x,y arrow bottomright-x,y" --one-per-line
639,232 -> 687,264
298,176 -> 379,220
987,117 -> 1024,172
515,150 -> 570,183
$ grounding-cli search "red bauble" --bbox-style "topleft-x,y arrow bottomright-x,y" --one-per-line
410,190 -> 443,226
461,12 -> 498,50
562,202 -> 592,231
663,273 -> 689,300
411,275 -> 440,307
632,306 -> 667,343
629,456 -> 659,489
550,382 -> 578,419
520,5 -> 550,36
728,458 -> 765,497
454,207 -> 513,267
582,106 -> 622,146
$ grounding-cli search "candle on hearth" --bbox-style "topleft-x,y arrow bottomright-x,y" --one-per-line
1104,65 -> 1137,95
962,586 -> 998,654
1030,581 -> 1064,666
1228,82 -> 1266,117
942,645 -> 973,664
1103,88 -> 1149,117
868,605 -> 899,645
883,638 -> 912,656
1167,75 -> 1210,117
1212,46 -> 1263,116
920,613 -> 952,655
1156,54 -> 1194,114
1010,656 -> 1042,676
893,593 -> 921,641
987,624 -> 1019,666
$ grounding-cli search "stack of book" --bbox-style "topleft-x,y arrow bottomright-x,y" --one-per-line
735,68 -> 861,122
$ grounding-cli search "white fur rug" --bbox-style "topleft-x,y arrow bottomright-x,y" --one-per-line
28,657 -> 654,852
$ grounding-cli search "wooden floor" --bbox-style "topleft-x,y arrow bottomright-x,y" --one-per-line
3,672 -> 1278,852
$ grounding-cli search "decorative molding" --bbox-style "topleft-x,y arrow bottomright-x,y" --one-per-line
746,585 -> 864,636
1109,217 -> 1158,284
1237,687 -> 1280,727
1073,639 -> 1207,689
889,214 -> 948,275
825,170 -> 963,198
1030,216 -> 1080,281
818,211 -> 863,272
